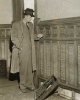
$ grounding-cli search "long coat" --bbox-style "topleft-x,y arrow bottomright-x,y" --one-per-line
10,20 -> 36,73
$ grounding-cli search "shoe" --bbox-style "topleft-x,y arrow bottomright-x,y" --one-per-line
19,86 -> 27,93
26,87 -> 35,91
20,89 -> 28,93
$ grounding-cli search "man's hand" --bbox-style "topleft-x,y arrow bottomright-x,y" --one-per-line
37,34 -> 44,39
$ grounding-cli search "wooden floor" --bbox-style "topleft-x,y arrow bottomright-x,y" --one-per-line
0,78 -> 72,100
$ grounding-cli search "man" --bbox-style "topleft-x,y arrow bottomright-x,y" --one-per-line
11,8 -> 36,93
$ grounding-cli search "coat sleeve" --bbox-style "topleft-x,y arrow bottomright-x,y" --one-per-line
11,23 -> 22,49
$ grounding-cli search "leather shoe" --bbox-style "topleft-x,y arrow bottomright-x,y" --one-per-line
26,87 -> 35,91
20,89 -> 28,93
19,86 -> 27,93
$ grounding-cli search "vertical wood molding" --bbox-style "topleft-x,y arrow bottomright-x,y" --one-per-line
34,0 -> 40,34
34,0 -> 37,34
12,0 -> 24,22
34,0 -> 37,19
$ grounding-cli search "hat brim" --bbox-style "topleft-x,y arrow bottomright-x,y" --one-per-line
24,9 -> 34,12
23,13 -> 35,17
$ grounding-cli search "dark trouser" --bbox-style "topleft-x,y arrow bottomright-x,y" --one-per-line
9,72 -> 20,83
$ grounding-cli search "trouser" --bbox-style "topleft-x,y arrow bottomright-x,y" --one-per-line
19,46 -> 34,90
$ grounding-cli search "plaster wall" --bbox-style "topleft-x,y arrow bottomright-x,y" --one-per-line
0,0 -> 13,24
37,0 -> 80,21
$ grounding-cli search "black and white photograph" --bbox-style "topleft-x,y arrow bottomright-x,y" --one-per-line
0,0 -> 80,100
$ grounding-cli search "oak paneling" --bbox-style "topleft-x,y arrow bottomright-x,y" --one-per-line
0,24 -> 11,77
36,17 -> 80,92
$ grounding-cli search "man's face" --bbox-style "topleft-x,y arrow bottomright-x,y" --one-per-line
24,15 -> 32,22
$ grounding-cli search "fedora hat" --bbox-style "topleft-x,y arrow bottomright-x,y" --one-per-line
23,8 -> 35,17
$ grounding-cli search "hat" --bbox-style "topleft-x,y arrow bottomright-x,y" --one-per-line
23,8 -> 35,17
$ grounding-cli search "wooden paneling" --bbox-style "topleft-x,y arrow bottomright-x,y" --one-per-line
0,24 -> 11,77
35,17 -> 80,92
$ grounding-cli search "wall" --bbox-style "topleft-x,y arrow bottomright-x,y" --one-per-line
37,0 -> 80,21
0,0 -> 13,24
24,0 -> 34,9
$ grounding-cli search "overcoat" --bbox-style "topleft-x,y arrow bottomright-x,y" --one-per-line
10,20 -> 36,73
